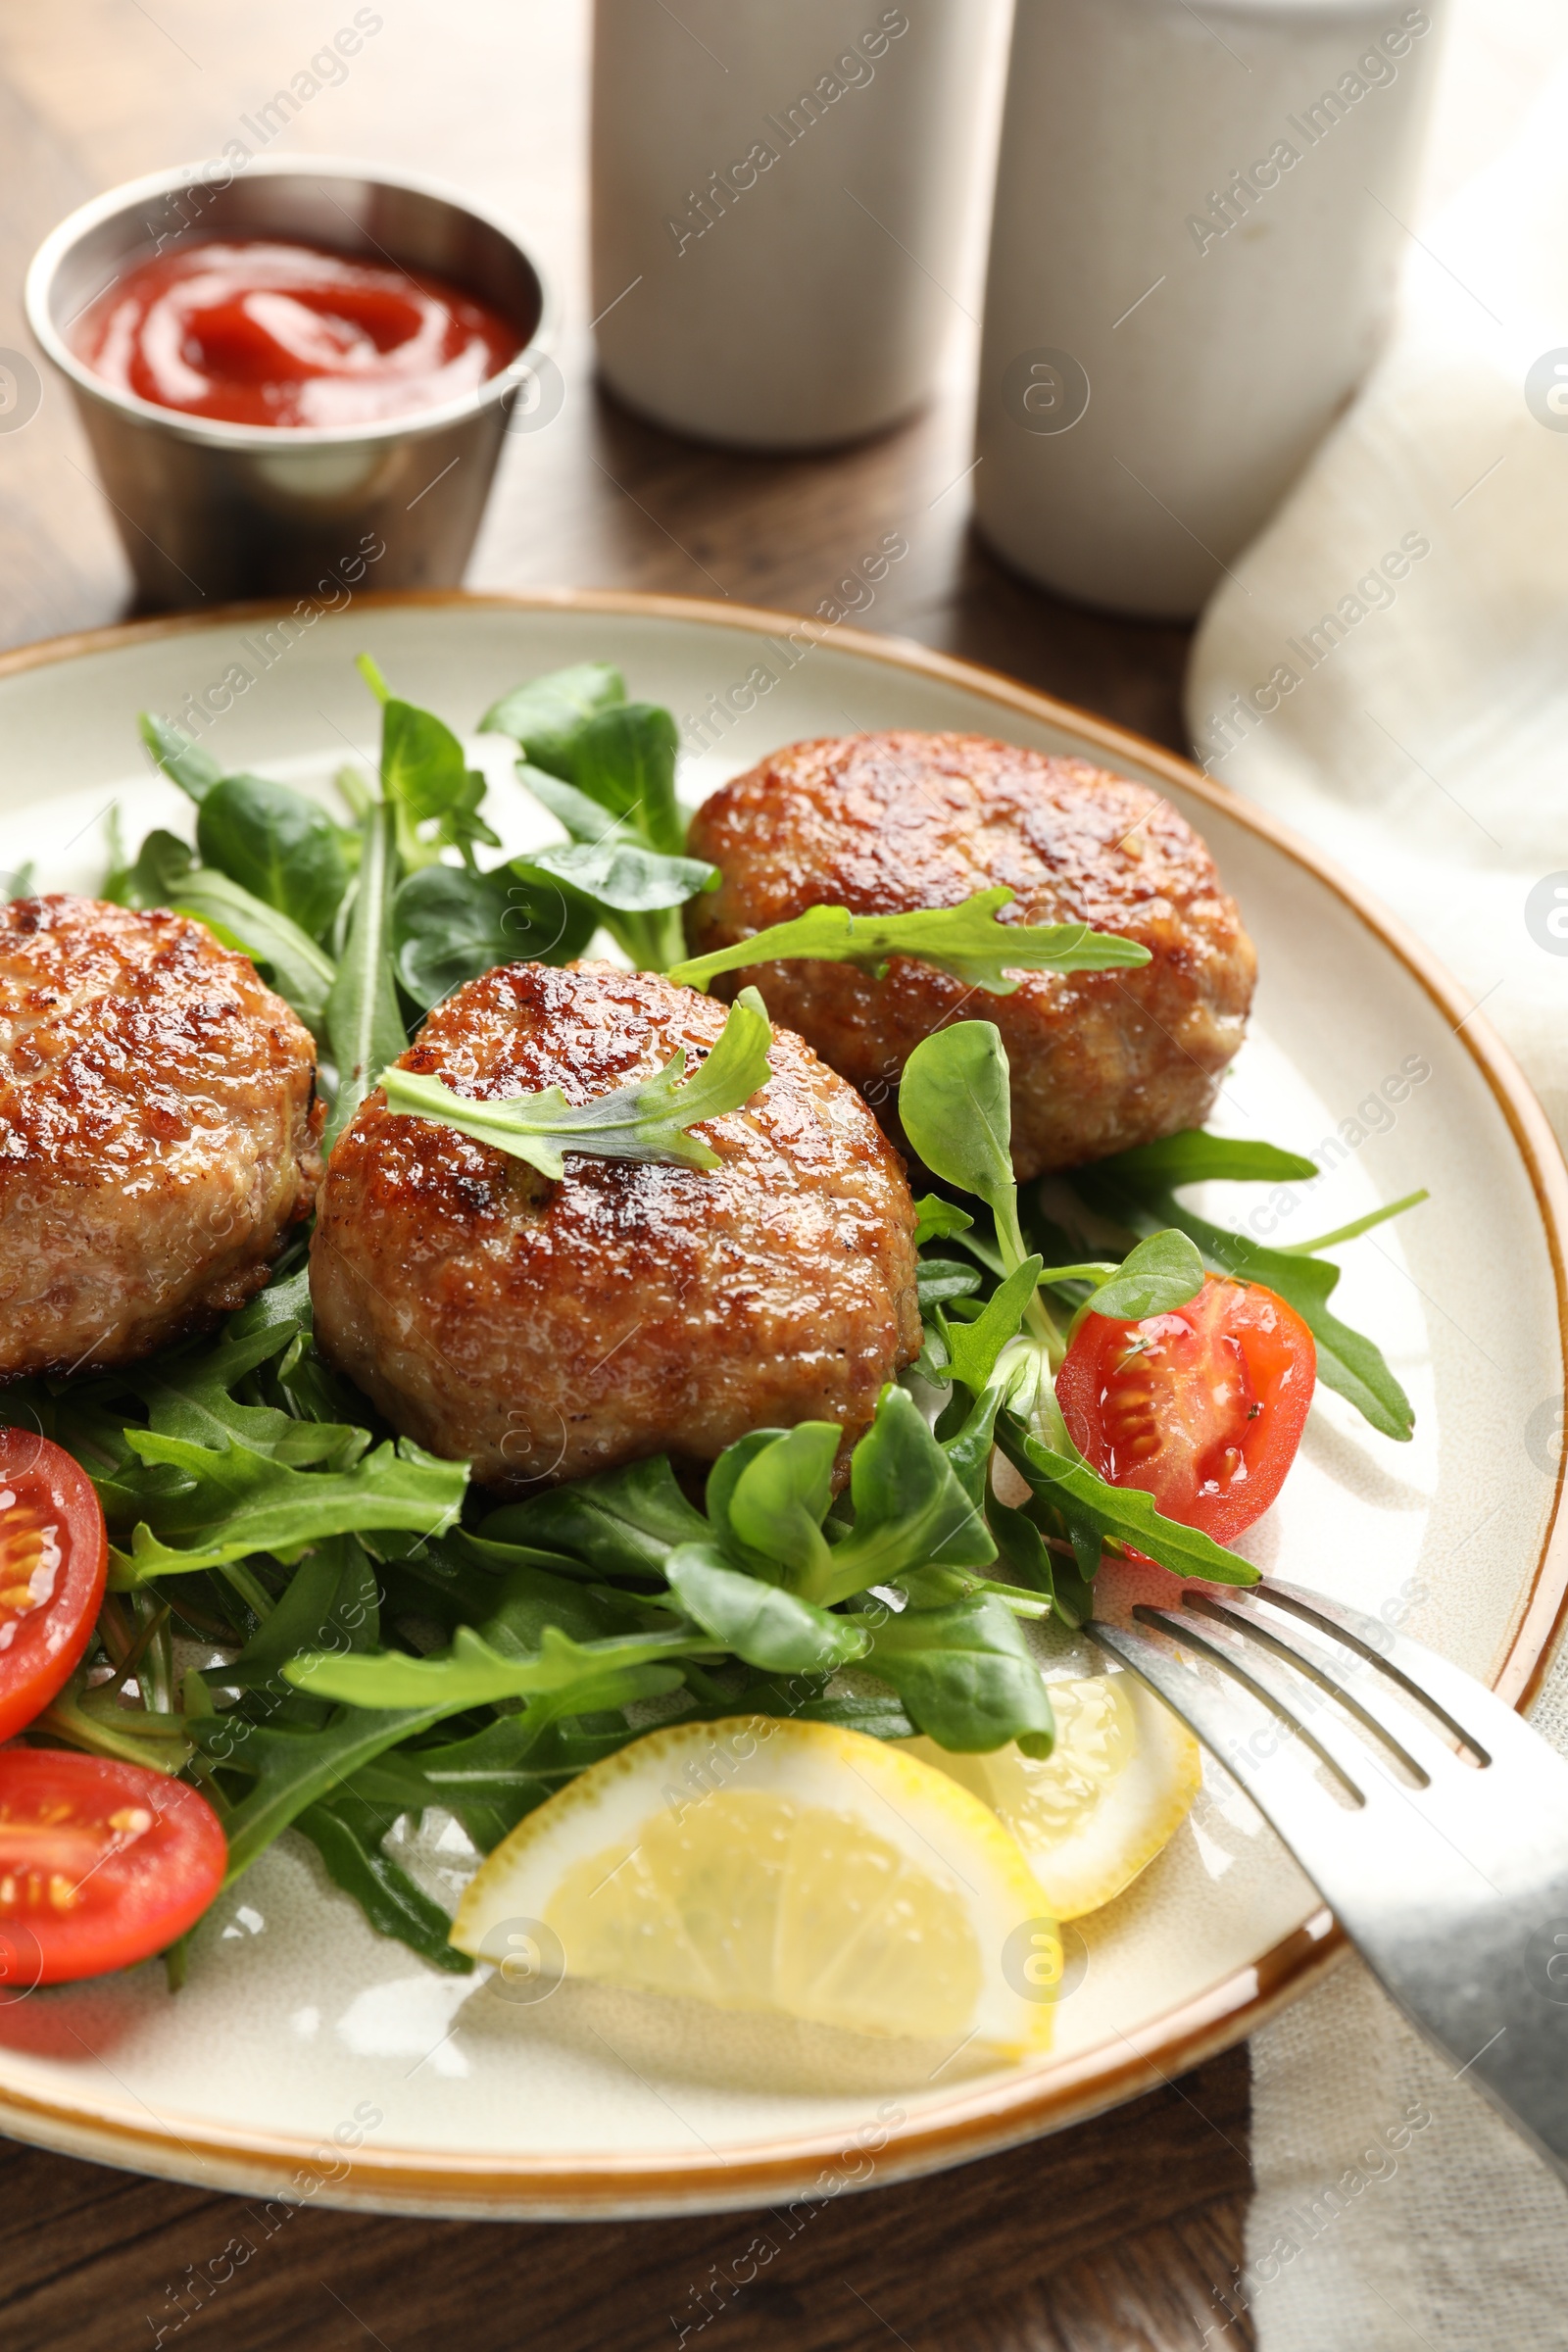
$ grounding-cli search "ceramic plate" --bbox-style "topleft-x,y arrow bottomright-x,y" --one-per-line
0,591 -> 1563,2219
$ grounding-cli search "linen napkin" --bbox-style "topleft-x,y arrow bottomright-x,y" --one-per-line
1184,36 -> 1568,2351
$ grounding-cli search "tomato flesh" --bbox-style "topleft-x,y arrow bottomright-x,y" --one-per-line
0,1751 -> 226,1984
0,1428 -> 108,1742
1056,1275 -> 1316,1545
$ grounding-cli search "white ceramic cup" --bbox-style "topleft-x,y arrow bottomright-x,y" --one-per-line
973,0 -> 1446,618
591,0 -> 1003,450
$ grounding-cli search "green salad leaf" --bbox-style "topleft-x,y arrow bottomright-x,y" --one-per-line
710,1421 -> 841,1586
1076,1136 -> 1421,1441
324,801 -> 404,1150
285,1621 -> 697,1710
523,838 -> 717,915
480,1456 -> 710,1579
665,1544 -> 868,1673
295,1791 -> 473,1974
899,1021 -> 1028,1269
995,1408 -> 1259,1586
811,1385 -> 996,1604
110,1433 -> 467,1584
861,1595 -> 1054,1756
390,859 -> 597,1009
479,661 -> 625,773
376,986 -> 773,1180
1081,1228 -> 1205,1322
138,713 -> 225,802
358,654 -> 499,869
195,774 -> 349,940
481,666 -> 705,968
669,887 -> 1151,995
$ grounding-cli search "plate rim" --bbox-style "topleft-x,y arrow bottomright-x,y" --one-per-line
1,584 -> 1563,2215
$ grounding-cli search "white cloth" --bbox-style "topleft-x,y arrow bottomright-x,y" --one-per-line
1185,25 -> 1568,2349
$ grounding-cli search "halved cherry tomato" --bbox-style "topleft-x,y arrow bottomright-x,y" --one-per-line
0,1751 -> 226,1984
1056,1275 -> 1316,1545
0,1428 -> 109,1742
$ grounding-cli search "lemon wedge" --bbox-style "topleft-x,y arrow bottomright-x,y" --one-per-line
450,1715 -> 1057,2060
905,1673 -> 1201,1920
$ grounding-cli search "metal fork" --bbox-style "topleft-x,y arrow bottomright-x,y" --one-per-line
1091,1579 -> 1568,2180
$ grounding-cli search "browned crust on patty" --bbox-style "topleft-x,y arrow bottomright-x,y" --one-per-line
684,732 -> 1257,1178
310,960 -> 921,1489
0,895 -> 322,1377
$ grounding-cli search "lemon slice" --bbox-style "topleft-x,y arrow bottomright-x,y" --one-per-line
905,1673 -> 1200,1920
451,1716 -> 1056,2060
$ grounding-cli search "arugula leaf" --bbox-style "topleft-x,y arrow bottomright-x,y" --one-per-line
284,1622 -> 696,1709
294,1790 -> 473,1973
1076,1167 -> 1417,1442
1083,1228 -> 1205,1322
1093,1131 -> 1319,1189
1272,1191 -> 1430,1256
376,986 -> 773,1180
217,1538 -> 381,1691
984,1472 -> 1096,1630
665,1544 -> 867,1673
480,1456 -> 709,1579
861,1595 -> 1054,1755
390,859 -> 597,1009
195,1697 -> 465,1882
478,662 -> 625,774
669,888 -> 1150,995
475,1560 -> 648,1655
196,774 -> 349,940
941,1257 -> 1043,1396
138,713 -> 224,803
325,802 -> 404,1150
940,1367 -> 1020,1507
995,1408 -> 1259,1585
122,1300 -> 364,1474
812,1385 -> 995,1604
109,1432 -> 467,1583
734,1679 -> 916,1742
346,1713 -> 559,1851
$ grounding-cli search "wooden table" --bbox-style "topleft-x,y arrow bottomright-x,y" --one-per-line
0,5 -> 1250,2344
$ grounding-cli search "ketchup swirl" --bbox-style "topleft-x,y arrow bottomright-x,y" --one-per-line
74,237 -> 523,429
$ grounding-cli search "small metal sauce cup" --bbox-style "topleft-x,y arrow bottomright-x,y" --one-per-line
25,156 -> 552,610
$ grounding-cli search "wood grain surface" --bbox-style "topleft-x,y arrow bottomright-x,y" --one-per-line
0,5 -> 1250,2346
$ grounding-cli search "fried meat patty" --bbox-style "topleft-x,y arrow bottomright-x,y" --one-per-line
684,733 -> 1256,1178
0,895 -> 322,1378
310,961 -> 921,1490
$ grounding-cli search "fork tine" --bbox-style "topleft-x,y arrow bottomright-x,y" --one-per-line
1182,1592 -> 1436,1785
1094,1611 -> 1369,1805
1251,1579 -> 1494,1764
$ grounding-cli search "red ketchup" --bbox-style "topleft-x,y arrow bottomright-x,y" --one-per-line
73,238 -> 523,428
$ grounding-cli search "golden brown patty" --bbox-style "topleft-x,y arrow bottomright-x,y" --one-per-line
0,895 -> 321,1378
310,960 -> 921,1490
684,732 -> 1257,1178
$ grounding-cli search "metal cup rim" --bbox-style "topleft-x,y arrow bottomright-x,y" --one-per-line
24,152 -> 557,453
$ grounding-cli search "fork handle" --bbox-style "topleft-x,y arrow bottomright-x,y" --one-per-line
1093,1620 -> 1568,2184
